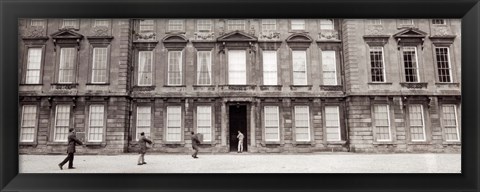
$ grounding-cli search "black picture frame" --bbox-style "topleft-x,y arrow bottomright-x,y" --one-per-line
1,0 -> 479,191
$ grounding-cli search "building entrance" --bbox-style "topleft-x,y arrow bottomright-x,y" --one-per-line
229,105 -> 247,152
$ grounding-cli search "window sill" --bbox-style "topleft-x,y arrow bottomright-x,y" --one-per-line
400,82 -> 428,89
373,141 -> 396,145
288,29 -> 307,33
259,85 -> 282,91
368,82 -> 393,85
320,85 -> 343,91
132,86 -> 155,92
163,85 -> 187,87
19,84 -> 43,86
443,141 -> 461,145
19,142 -> 37,146
290,85 -> 313,91
407,141 -> 431,145
86,83 -> 110,86
293,141 -> 313,146
219,85 -> 257,91
164,142 -> 185,147
435,82 -> 460,87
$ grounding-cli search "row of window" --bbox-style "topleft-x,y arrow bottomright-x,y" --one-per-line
370,46 -> 454,83
367,19 -> 447,25
20,103 -> 460,143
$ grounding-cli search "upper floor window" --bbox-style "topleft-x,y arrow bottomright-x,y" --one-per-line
442,105 -> 459,141
58,47 -> 76,83
402,47 -> 419,82
197,19 -> 212,32
168,19 -> 184,31
261,19 -> 276,32
322,50 -> 337,85
30,19 -> 46,27
91,47 -> 108,83
138,51 -> 153,86
319,19 -> 334,30
399,19 -> 414,26
367,19 -> 382,25
196,106 -> 212,142
168,51 -> 183,85
263,51 -> 278,85
139,20 -> 154,33
408,104 -> 426,141
166,106 -> 182,142
88,105 -> 105,142
227,20 -> 245,31
294,106 -> 310,142
370,47 -> 385,82
54,105 -> 71,142
197,51 -> 212,85
435,47 -> 452,83
432,19 -> 446,25
228,50 -> 247,85
25,48 -> 42,84
136,106 -> 151,141
292,50 -> 307,85
291,19 -> 305,30
94,19 -> 110,27
62,19 -> 79,29
20,105 -> 37,142
264,106 -> 280,142
373,104 -> 391,141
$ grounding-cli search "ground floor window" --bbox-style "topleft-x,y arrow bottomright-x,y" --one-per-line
325,106 -> 341,141
20,105 -> 37,142
54,105 -> 70,142
88,105 -> 105,142
196,106 -> 212,142
264,106 -> 280,141
167,106 -> 182,142
294,106 -> 310,141
373,104 -> 391,141
136,106 -> 151,140
442,104 -> 459,141
408,104 -> 426,141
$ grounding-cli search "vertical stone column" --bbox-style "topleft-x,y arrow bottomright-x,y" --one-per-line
250,101 -> 256,148
221,101 -> 227,146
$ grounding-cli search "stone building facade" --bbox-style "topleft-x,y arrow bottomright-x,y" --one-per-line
18,18 -> 461,154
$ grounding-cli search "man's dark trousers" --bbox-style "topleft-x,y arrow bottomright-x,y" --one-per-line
59,153 -> 74,168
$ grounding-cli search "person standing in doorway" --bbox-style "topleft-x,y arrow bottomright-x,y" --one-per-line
138,132 -> 153,165
58,128 -> 83,170
191,131 -> 200,158
237,130 -> 244,153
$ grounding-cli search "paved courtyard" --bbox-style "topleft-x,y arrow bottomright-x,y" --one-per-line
19,153 -> 461,173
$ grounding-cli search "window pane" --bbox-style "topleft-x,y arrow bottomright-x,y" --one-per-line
26,48 -> 42,84
62,19 -> 79,29
292,51 -> 307,85
263,51 -> 277,85
58,48 -> 76,83
168,51 -> 183,85
291,19 -> 305,30
322,51 -> 337,85
432,19 -> 446,25
138,51 -> 153,85
228,50 -> 246,85
370,47 -> 385,82
197,19 -> 212,32
367,19 -> 382,25
264,106 -> 280,141
325,106 -> 340,141
31,19 -> 45,27
227,20 -> 245,30
136,106 -> 151,140
88,105 -> 105,142
295,106 -> 310,141
167,106 -> 182,142
54,105 -> 70,141
442,105 -> 459,141
409,105 -> 425,141
169,19 -> 184,31
399,19 -> 413,25
139,20 -> 154,32
374,105 -> 391,141
20,105 -> 37,142
197,106 -> 212,142
262,19 -> 276,32
320,19 -> 334,30
403,47 -> 419,82
94,19 -> 109,27
436,47 -> 452,83
92,48 -> 108,83
197,51 -> 212,85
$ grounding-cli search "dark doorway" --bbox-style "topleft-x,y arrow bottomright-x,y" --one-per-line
229,105 -> 247,152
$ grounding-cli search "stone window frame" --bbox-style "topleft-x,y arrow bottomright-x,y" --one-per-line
261,19 -> 277,33
93,19 -> 110,28
61,19 -> 80,30
226,49 -> 249,85
84,102 -> 108,144
366,45 -> 389,83
196,19 -> 213,32
370,98 -> 397,144
260,104 -> 282,143
163,103 -> 185,144
21,45 -> 46,85
261,50 -> 279,86
291,103 -> 314,144
19,103 -> 40,145
134,49 -> 155,87
404,101 -> 432,144
87,44 -> 111,85
50,102 -> 74,143
195,49 -> 214,86
30,19 -> 46,27
192,103 -> 216,144
320,49 -> 339,86
432,45 -> 456,83
226,19 -> 246,31
54,46 -> 79,84
321,101 -> 347,144
290,19 -> 306,31
166,50 -> 184,86
291,49 -> 309,86
132,102 -> 154,141
167,19 -> 185,32
400,46 -> 421,83
438,100 -> 461,143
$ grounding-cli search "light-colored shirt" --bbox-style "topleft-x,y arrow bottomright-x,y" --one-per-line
237,132 -> 244,140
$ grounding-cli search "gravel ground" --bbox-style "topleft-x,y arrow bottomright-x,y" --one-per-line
19,153 -> 461,173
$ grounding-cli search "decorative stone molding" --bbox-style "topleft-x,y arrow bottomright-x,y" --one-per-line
259,85 -> 282,91
286,33 -> 313,49
365,25 -> 384,36
431,26 -> 452,37
132,86 -> 156,92
259,31 -> 281,40
90,26 -> 110,37
363,35 -> 390,46
320,85 -> 343,91
318,30 -> 339,41
219,85 -> 256,91
25,26 -> 46,38
50,29 -> 84,51
400,82 -> 428,89
51,83 -> 79,90
162,34 -> 188,49
192,85 -> 216,91
134,32 -> 157,41
193,32 -> 215,40
289,85 -> 313,91
393,28 -> 427,50
86,36 -> 114,45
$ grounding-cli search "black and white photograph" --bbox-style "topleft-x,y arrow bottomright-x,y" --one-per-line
18,18 -> 461,173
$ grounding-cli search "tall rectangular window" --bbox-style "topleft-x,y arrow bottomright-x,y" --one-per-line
399,19 -> 414,26
139,20 -> 154,33
294,106 -> 310,141
62,19 -> 79,29
20,105 -> 37,142
58,47 -> 76,83
367,19 -> 382,25
320,19 -> 334,30
197,19 -> 212,32
322,50 -> 337,85
291,20 -> 305,30
442,105 -> 459,141
88,105 -> 105,142
370,47 -> 385,82
138,51 -> 153,86
409,105 -> 426,141
92,47 -> 108,83
168,19 -> 184,31
168,51 -> 183,85
54,105 -> 70,142
30,19 -> 45,27
94,19 -> 109,27
435,47 -> 452,83
197,51 -> 212,85
432,19 -> 446,25
325,106 -> 341,141
227,20 -> 245,31
136,106 -> 151,140
373,105 -> 391,141
261,19 -> 276,32
167,106 -> 182,142
263,51 -> 277,85
403,47 -> 419,82
228,50 -> 247,85
196,106 -> 212,142
25,48 -> 42,84
264,106 -> 280,141
292,51 -> 307,85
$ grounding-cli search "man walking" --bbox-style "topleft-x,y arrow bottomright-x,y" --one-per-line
237,130 -> 244,153
58,128 -> 83,170
138,132 -> 153,165
191,131 -> 200,158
